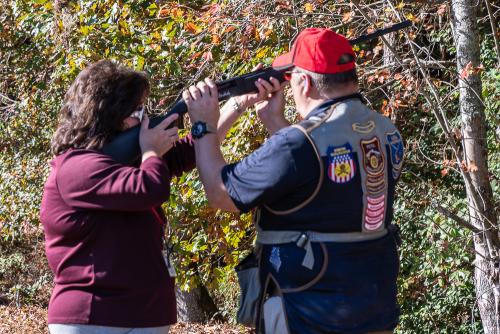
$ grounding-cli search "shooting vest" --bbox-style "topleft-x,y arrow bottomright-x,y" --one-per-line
254,97 -> 404,333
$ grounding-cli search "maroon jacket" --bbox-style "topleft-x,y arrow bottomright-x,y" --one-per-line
40,138 -> 195,327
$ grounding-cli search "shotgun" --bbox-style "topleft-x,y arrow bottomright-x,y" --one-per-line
103,20 -> 411,164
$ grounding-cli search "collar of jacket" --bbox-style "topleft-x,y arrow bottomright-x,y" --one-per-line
304,93 -> 365,120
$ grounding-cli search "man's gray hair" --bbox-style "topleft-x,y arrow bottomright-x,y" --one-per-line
295,67 -> 358,95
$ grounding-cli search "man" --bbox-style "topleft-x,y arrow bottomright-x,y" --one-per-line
183,28 -> 404,334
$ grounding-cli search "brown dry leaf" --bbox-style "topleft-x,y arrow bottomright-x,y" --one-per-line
442,159 -> 452,167
276,0 -> 291,10
452,127 -> 462,140
159,8 -> 169,17
437,4 -> 447,16
342,11 -> 354,23
373,45 -> 383,57
171,8 -> 184,18
460,62 -> 473,79
184,22 -> 200,34
223,25 -> 237,34
212,34 -> 221,44
441,168 -> 449,177
468,162 -> 479,172
241,48 -> 250,59
202,51 -> 213,61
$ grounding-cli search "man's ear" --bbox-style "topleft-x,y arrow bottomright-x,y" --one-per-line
300,73 -> 311,96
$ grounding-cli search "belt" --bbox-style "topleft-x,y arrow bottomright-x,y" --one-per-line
256,228 -> 388,270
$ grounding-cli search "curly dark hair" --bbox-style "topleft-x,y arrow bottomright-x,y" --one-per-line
51,60 -> 150,155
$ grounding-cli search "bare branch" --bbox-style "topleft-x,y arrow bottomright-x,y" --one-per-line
434,204 -> 481,233
484,0 -> 500,67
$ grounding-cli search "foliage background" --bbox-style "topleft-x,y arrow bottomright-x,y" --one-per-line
0,0 -> 499,332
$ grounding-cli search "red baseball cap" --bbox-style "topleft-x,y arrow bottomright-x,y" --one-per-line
272,28 -> 356,74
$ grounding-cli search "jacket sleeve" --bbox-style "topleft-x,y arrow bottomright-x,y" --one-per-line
57,150 -> 172,211
162,134 -> 196,177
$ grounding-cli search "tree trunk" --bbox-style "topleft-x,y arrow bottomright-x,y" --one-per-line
176,280 -> 222,323
451,1 -> 500,333
383,0 -> 397,124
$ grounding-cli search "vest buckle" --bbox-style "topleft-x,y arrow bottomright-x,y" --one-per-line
296,233 -> 309,248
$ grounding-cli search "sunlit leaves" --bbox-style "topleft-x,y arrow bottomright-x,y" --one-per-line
1,1 -> 499,331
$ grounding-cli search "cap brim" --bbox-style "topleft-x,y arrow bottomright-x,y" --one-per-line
272,51 -> 294,69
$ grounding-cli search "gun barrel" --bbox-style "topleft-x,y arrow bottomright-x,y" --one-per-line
349,20 -> 412,45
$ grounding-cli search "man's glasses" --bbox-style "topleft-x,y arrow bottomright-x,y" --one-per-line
130,106 -> 144,121
283,70 -> 301,81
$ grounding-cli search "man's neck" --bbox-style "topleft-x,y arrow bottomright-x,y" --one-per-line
298,86 -> 359,118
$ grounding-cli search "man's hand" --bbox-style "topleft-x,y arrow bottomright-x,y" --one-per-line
183,78 -> 220,128
254,77 -> 289,135
254,81 -> 286,122
233,64 -> 284,110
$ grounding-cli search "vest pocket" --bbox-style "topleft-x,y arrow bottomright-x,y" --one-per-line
281,242 -> 329,293
235,252 -> 261,327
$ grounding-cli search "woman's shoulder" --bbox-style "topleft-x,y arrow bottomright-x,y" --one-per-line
58,148 -> 117,164
56,148 -> 120,177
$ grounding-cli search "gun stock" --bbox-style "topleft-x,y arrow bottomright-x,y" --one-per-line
102,21 -> 411,164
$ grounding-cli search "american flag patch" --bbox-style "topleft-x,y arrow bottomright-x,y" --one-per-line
327,143 -> 356,184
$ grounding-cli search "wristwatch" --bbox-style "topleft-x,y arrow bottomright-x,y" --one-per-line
191,121 -> 216,139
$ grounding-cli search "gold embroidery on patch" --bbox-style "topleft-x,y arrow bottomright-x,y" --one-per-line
352,121 -> 376,134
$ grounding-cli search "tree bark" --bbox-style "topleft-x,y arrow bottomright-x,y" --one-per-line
383,1 -> 397,124
176,280 -> 222,323
451,1 -> 500,333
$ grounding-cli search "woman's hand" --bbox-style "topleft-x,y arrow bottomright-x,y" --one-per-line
139,114 -> 179,162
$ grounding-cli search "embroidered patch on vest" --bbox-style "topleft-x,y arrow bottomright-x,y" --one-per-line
386,131 -> 404,179
352,120 -> 376,134
327,143 -> 356,184
361,137 -> 384,176
365,194 -> 385,230
361,137 -> 386,231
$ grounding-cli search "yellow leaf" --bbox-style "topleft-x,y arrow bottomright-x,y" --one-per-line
304,3 -> 314,13
406,13 -> 416,22
80,25 -> 90,36
171,8 -> 184,18
152,31 -> 161,40
256,47 -> 269,59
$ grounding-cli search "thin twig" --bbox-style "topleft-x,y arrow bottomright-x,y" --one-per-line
484,0 -> 500,67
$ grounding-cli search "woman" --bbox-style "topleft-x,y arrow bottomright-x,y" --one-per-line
40,60 -> 194,334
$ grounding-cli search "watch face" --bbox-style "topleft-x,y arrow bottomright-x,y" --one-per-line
191,121 -> 207,138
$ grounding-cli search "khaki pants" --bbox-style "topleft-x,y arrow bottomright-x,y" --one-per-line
48,324 -> 170,334
263,297 -> 393,334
